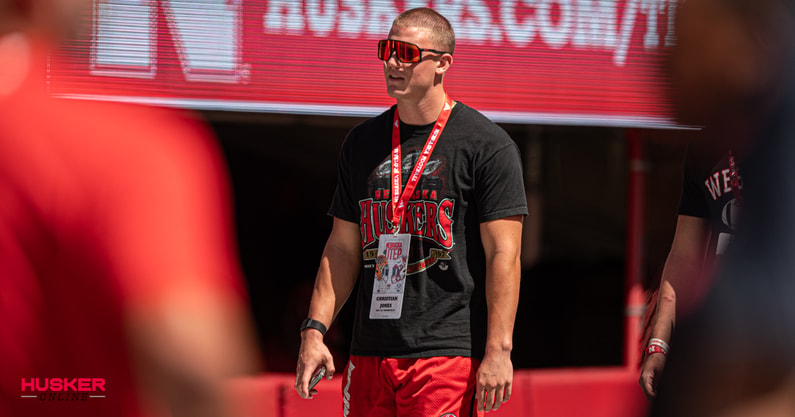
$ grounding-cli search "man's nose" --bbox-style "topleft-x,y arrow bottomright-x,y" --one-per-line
385,49 -> 402,67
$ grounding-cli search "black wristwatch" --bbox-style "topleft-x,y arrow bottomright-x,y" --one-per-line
300,318 -> 327,336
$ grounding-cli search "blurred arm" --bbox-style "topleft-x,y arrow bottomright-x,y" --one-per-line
651,215 -> 710,344
640,214 -> 710,399
104,112 -> 260,417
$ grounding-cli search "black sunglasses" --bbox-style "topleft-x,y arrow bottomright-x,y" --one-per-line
377,39 -> 451,64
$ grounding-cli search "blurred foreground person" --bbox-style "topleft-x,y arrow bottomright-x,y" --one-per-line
650,0 -> 795,416
0,1 -> 260,417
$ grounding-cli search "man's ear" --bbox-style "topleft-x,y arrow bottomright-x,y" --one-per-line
436,54 -> 452,75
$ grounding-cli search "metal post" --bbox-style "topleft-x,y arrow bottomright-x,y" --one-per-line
624,129 -> 647,369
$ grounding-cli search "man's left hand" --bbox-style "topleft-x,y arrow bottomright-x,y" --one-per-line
476,349 -> 513,412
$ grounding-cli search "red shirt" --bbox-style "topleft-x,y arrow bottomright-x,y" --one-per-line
0,36 -> 246,417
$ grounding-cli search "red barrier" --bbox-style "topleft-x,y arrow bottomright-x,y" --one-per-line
227,368 -> 648,417
523,368 -> 648,417
283,376 -> 343,417
226,374 -> 290,417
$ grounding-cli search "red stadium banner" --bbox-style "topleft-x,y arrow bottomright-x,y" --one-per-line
49,0 -> 680,127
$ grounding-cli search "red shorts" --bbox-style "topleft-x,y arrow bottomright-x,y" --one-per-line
341,355 -> 484,417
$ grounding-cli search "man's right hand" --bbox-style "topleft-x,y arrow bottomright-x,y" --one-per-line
639,352 -> 667,400
295,329 -> 335,399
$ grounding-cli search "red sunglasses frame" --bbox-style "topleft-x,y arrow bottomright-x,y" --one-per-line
377,39 -> 451,63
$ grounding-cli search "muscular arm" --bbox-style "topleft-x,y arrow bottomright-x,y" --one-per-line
476,215 -> 523,412
640,214 -> 710,399
296,217 -> 362,398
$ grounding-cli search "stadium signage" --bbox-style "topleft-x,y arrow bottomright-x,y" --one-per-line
49,0 -> 680,127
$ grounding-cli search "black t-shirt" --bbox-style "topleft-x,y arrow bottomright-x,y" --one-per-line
329,102 -> 528,359
650,92 -> 795,417
677,142 -> 743,256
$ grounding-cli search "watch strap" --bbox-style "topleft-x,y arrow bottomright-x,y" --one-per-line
300,318 -> 327,336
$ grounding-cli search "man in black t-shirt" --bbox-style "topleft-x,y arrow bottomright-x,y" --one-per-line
643,0 -> 795,416
294,7 -> 527,417
639,141 -> 743,399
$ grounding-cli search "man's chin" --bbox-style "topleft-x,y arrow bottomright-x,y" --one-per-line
386,88 -> 407,100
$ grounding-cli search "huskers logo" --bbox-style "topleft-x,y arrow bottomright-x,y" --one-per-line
359,198 -> 455,274
359,198 -> 454,249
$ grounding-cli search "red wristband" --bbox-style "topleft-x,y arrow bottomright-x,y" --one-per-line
649,338 -> 670,352
646,344 -> 667,357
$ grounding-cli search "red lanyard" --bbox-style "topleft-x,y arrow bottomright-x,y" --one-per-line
390,95 -> 454,233
728,150 -> 742,205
